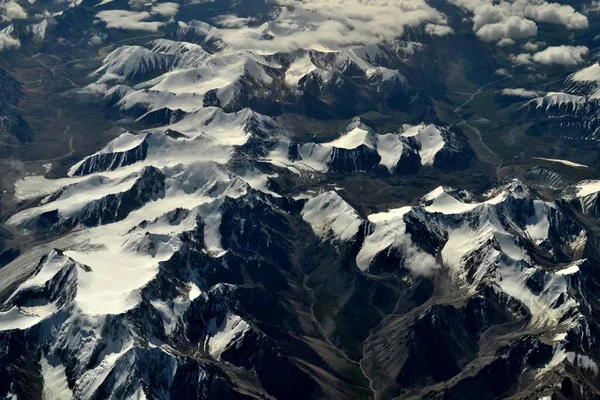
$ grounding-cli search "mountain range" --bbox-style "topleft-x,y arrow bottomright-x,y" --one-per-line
1,0 -> 600,399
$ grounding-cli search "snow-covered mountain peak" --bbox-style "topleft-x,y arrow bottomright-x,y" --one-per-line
421,186 -> 480,214
399,124 -> 445,166
327,120 -> 377,150
561,180 -> 600,219
566,63 -> 600,98
484,179 -> 533,201
94,45 -> 177,84
525,91 -> 589,114
173,20 -> 226,51
264,121 -> 472,175
571,180 -> 600,198
0,249 -> 84,331
301,191 -> 362,242
149,38 -> 205,56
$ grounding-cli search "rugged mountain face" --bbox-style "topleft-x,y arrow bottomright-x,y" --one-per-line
92,34 -> 431,121
2,0 -> 600,399
516,64 -> 600,142
4,163 -> 600,399
266,120 -> 475,175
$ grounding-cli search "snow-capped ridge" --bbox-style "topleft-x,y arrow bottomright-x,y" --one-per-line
327,119 -> 378,150
265,121 -> 467,174
172,20 -> 226,51
94,46 -> 177,84
0,249 -> 86,331
8,166 -> 166,230
565,63 -> 600,98
400,124 -> 446,166
356,206 -> 442,276
562,180 -> 600,218
69,132 -> 149,176
524,92 -> 591,116
149,38 -> 205,56
301,191 -> 362,242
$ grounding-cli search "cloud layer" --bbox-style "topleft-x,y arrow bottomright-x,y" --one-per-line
96,10 -> 164,32
96,1 -> 179,32
191,0 -> 590,55
92,0 -> 590,56
208,0 -> 451,52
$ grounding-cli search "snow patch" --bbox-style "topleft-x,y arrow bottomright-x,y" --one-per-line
205,313 -> 250,360
575,180 -> 600,197
41,357 -> 72,400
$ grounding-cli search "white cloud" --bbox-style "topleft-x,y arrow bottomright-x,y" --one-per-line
501,87 -> 544,98
522,41 -> 542,51
88,31 -> 108,46
513,45 -> 589,66
497,38 -> 516,46
0,31 -> 19,50
531,45 -> 589,66
585,1 -> 600,14
522,2 -> 588,29
128,0 -> 153,9
214,15 -> 255,28
97,1 -> 179,30
476,14 -> 537,42
204,0 -> 450,53
511,52 -> 534,64
151,2 -> 178,17
0,24 -> 19,51
472,3 -> 508,31
495,68 -> 511,76
96,10 -> 165,32
399,236 -> 440,277
171,0 -> 588,52
425,23 -> 453,36
0,0 -> 27,22
450,0 -> 588,44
